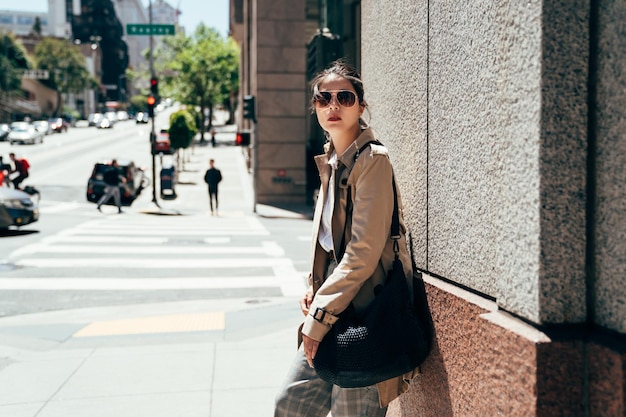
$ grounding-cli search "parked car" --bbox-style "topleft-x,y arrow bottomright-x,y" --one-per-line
32,120 -> 52,135
104,112 -> 118,125
86,159 -> 149,206
135,112 -> 149,124
48,117 -> 69,133
8,125 -> 44,145
88,113 -> 104,126
95,117 -> 114,129
116,111 -> 130,121
0,187 -> 39,229
155,129 -> 172,154
10,121 -> 30,130
0,124 -> 10,141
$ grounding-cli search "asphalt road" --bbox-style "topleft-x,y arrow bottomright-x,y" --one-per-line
0,109 -> 312,318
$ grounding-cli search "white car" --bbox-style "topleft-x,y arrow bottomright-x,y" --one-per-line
8,126 -> 44,145
32,120 -> 52,135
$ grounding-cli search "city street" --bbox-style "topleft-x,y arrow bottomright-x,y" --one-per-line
0,109 -> 312,317
0,110 -> 313,416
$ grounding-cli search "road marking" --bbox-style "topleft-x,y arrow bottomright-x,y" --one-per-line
73,312 -> 225,337
13,257 -> 293,268
56,228 -> 269,236
22,241 -> 284,256
42,236 -> 170,244
38,202 -> 84,213
0,276 -> 298,290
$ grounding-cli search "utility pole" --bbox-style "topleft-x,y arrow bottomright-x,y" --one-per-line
149,0 -> 160,208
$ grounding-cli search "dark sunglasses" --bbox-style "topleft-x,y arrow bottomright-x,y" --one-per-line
313,90 -> 357,108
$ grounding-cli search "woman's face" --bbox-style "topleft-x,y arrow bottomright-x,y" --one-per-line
315,74 -> 363,138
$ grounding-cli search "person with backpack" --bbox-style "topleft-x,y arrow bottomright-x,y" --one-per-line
8,152 -> 29,189
96,159 -> 125,213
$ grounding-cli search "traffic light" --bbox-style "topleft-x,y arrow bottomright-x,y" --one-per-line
147,94 -> 156,118
150,77 -> 158,96
243,95 -> 256,121
236,131 -> 251,146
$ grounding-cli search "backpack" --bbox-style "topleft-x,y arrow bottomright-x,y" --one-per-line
20,158 -> 30,172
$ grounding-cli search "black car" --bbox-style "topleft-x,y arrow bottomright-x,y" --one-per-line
0,187 -> 39,229
86,159 -> 149,206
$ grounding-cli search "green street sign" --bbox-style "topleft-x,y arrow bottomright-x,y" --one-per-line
126,24 -> 175,36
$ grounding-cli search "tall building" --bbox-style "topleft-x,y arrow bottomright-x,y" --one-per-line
0,10 -> 50,37
112,0 -> 149,84
149,0 -> 179,26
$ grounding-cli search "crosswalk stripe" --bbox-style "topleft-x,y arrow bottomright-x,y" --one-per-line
42,236 -> 170,244
10,241 -> 282,257
14,257 -> 293,269
0,277 -> 292,290
18,241 -> 284,256
2,210 -> 311,296
57,228 -> 269,236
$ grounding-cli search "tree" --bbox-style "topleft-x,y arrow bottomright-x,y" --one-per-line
34,38 -> 96,116
160,24 -> 239,141
169,109 -> 198,171
0,32 -> 31,98
31,17 -> 42,37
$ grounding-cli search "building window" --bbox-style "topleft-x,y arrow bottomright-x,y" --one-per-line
17,16 -> 34,25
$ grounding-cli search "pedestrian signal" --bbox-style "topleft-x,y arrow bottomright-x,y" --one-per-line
236,131 -> 251,146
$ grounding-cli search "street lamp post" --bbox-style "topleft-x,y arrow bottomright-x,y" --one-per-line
90,35 -> 102,113
148,0 -> 160,208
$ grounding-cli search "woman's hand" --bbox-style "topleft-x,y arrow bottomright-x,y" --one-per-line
302,334 -> 320,367
299,286 -> 314,316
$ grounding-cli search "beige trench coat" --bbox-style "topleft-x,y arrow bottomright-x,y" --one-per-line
300,128 -> 418,407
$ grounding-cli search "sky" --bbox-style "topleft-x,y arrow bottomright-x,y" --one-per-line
0,0 -> 230,37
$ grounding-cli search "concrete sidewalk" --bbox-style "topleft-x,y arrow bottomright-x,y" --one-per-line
0,297 -> 303,417
0,130 -> 309,417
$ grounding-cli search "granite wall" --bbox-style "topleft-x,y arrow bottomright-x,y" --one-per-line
360,0 -> 626,415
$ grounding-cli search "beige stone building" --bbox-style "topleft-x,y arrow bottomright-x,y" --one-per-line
232,1 -> 626,415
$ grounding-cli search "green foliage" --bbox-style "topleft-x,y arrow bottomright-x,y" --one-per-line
168,110 -> 198,150
34,38 -> 95,94
156,24 -> 239,135
0,32 -> 32,95
33,37 -> 96,115
31,17 -> 42,36
129,95 -> 148,113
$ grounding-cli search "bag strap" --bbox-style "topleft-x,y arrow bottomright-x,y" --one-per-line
339,140 -> 400,259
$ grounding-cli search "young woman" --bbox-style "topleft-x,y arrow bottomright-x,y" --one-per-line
274,61 -> 415,416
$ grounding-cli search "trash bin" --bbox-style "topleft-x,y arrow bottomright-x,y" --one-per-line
160,165 -> 177,200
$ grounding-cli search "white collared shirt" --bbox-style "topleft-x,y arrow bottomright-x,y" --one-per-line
319,152 -> 338,253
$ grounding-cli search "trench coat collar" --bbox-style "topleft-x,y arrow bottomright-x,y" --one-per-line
318,128 -> 377,172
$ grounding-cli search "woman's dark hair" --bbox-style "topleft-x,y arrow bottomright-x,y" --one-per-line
310,60 -> 368,110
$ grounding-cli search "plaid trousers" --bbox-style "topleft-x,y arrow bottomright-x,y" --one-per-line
274,348 -> 387,417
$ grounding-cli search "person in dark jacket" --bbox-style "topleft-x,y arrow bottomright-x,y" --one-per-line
97,159 -> 125,213
204,158 -> 222,215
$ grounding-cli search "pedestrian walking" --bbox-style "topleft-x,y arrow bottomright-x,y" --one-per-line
8,152 -> 30,189
210,128 -> 217,148
96,159 -> 125,213
204,158 -> 222,215
273,60 -> 417,416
